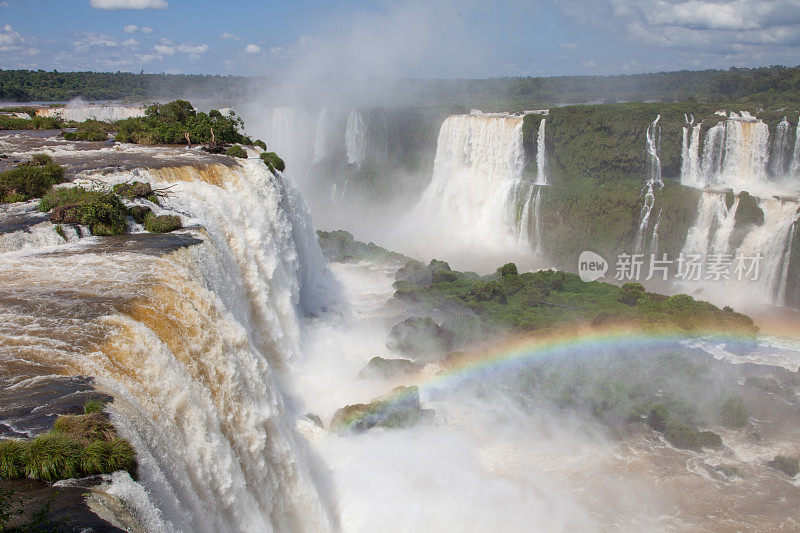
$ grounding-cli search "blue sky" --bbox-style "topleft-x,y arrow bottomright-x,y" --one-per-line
1,0 -> 800,77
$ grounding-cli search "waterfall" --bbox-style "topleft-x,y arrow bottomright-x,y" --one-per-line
345,110 -> 367,165
769,117 -> 792,177
635,116 -> 663,254
735,198 -> 800,303
37,103 -> 146,122
402,114 -> 530,260
535,118 -> 548,185
681,193 -> 739,258
263,107 -> 317,175
313,108 -> 334,163
791,118 -> 800,178
0,160 -> 336,532
680,118 -> 702,187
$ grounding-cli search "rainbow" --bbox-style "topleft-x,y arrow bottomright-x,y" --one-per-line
333,326 -> 757,431
413,327 -> 755,393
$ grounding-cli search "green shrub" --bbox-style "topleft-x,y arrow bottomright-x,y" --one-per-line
260,151 -> 286,173
697,430 -> 723,448
646,404 -> 669,432
225,144 -> 247,158
129,205 -> 153,224
768,455 -> 799,477
143,213 -> 182,233
0,160 -> 65,202
498,263 -> 519,277
22,433 -> 83,481
83,399 -> 105,415
80,439 -> 111,475
720,397 -> 748,428
619,282 -> 647,306
0,440 -> 24,479
115,100 -> 250,146
0,114 -> 34,130
105,438 -> 137,475
39,187 -> 128,236
253,139 -> 267,151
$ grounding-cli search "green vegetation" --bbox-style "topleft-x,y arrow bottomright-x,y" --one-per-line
38,182 -> 180,236
143,213 -> 182,233
63,119 -> 115,141
260,151 -> 285,173
224,144 -> 247,158
768,455 -> 799,477
720,397 -> 749,428
39,187 -> 128,236
0,155 -> 65,203
115,100 -> 251,146
253,139 -> 267,151
3,65 -> 800,109
536,179 -> 700,267
0,401 -> 136,482
392,260 -> 757,338
0,114 -> 64,131
317,229 -> 408,264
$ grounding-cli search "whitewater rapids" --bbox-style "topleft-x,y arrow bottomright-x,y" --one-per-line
0,149 -> 336,531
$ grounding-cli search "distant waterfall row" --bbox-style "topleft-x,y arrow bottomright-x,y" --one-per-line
678,112 -> 800,306
680,111 -> 800,191
404,112 -> 547,261
262,107 -> 387,172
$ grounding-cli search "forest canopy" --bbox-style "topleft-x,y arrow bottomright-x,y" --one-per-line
1,65 -> 799,109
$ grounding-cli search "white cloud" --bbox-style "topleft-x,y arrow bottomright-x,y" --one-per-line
140,26 -> 154,34
269,46 -> 283,56
559,42 -> 578,50
0,1 -> 10,7
137,53 -> 160,62
244,43 -> 262,54
123,24 -> 138,34
90,0 -> 168,10
177,43 -> 208,54
556,0 -> 800,57
221,32 -> 242,41
72,32 -> 118,51
154,44 -> 174,55
122,37 -> 138,46
0,24 -> 22,51
581,60 -> 597,68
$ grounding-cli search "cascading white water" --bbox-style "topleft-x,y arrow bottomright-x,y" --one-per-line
345,110 -> 367,166
36,103 -> 145,122
735,198 -> 800,303
721,116 -> 770,188
790,119 -> 800,178
681,193 -> 739,258
769,117 -> 792,177
399,113 -> 530,265
0,159 -> 337,532
535,118 -> 548,185
313,108 -> 332,163
681,117 -> 702,188
634,116 -> 663,254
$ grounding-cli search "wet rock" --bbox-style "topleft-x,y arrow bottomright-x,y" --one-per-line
304,413 -> 324,429
386,317 -> 455,360
768,455 -> 799,477
329,386 -> 434,434
357,356 -> 420,380
47,203 -> 80,224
